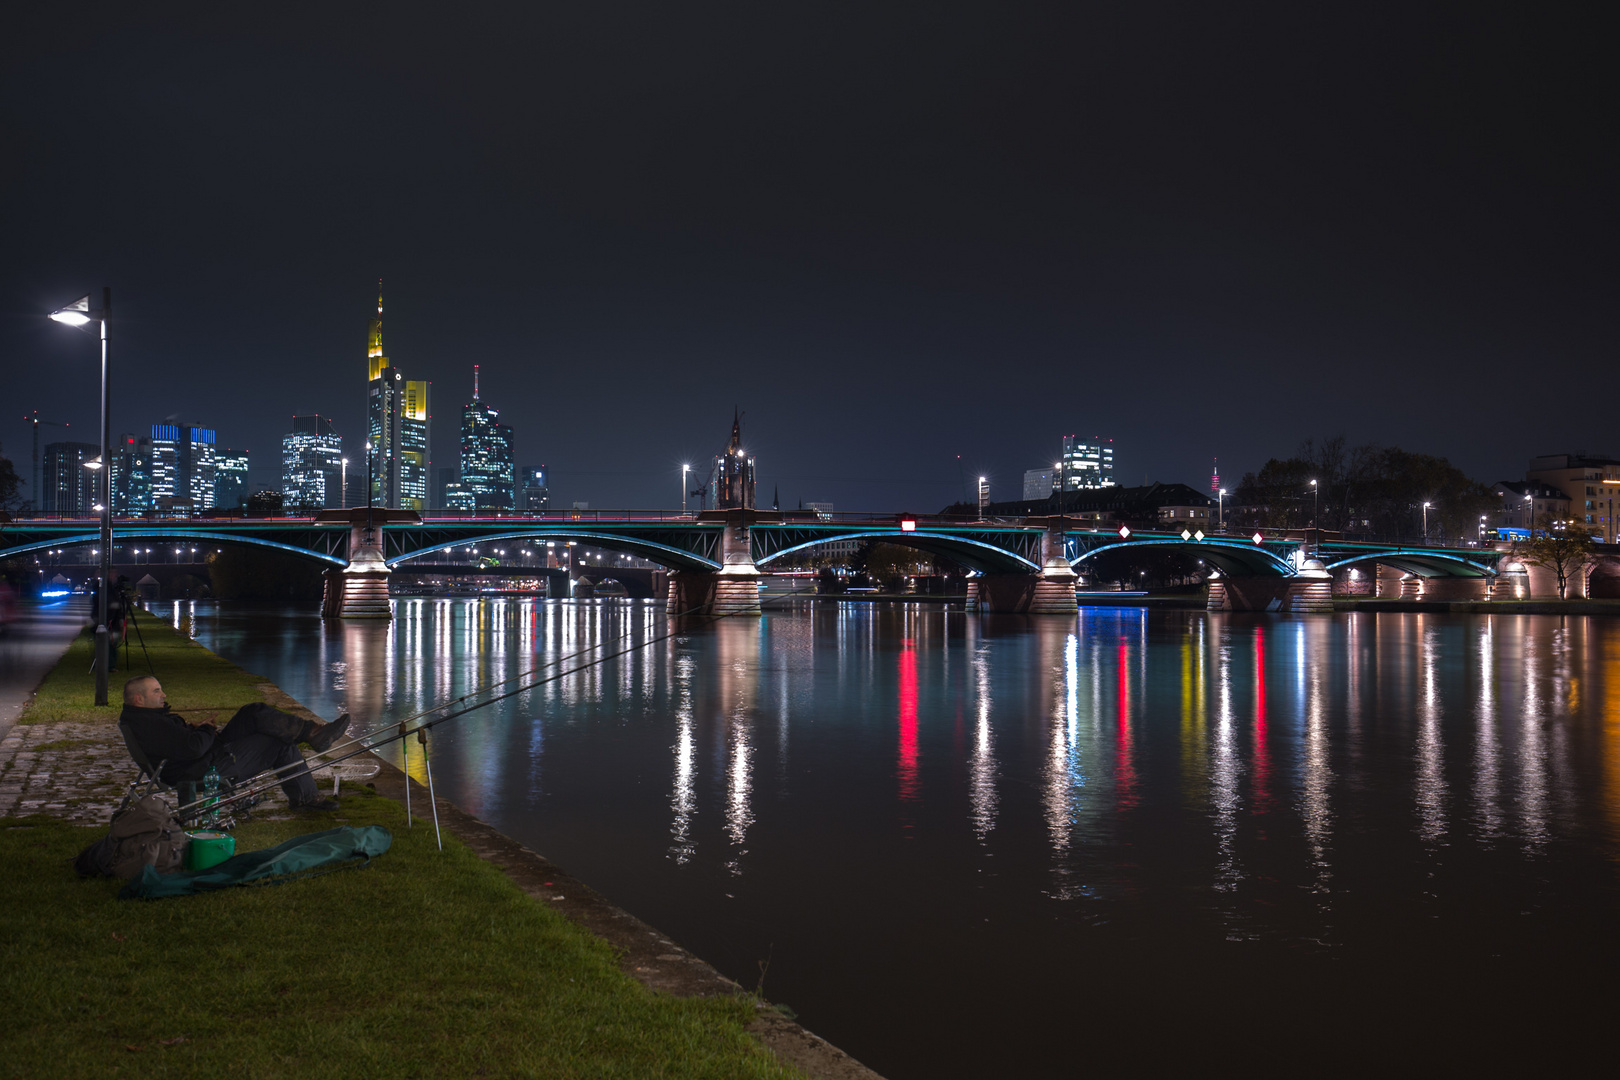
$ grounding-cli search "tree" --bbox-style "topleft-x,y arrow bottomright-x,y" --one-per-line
0,454 -> 20,539
1521,515 -> 1595,600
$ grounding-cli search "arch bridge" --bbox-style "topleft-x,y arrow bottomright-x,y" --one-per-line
0,510 -> 1506,616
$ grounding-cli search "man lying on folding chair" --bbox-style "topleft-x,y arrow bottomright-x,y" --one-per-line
120,675 -> 351,812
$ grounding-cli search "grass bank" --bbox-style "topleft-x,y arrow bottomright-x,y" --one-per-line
20,611 -> 271,727
1,618 -> 802,1080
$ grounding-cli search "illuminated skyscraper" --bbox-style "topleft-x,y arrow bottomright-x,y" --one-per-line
283,415 -> 342,509
1060,435 -> 1115,491
214,450 -> 250,510
459,365 -> 515,509
149,423 -> 218,510
110,433 -> 151,515
364,285 -> 431,511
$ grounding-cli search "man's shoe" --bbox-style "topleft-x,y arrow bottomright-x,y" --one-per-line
295,797 -> 340,812
307,713 -> 351,753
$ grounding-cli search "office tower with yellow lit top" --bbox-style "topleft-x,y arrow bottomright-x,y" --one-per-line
364,285 -> 431,511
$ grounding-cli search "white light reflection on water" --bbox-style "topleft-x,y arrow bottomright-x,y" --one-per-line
1474,618 -> 1503,838
1415,619 -> 1447,846
670,652 -> 697,864
1211,624 -> 1241,895
967,641 -> 997,843
1520,620 -> 1550,850
1300,618 -> 1332,890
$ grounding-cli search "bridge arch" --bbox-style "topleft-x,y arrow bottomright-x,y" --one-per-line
754,530 -> 1041,574
1319,550 -> 1496,578
1072,538 -> 1295,578
0,530 -> 347,567
389,530 -> 722,573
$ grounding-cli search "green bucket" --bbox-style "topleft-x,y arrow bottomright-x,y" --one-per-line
185,831 -> 235,871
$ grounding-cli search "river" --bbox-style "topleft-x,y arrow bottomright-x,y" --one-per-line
158,598 -> 1620,1077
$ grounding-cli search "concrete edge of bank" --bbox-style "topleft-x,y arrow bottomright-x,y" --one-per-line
254,682 -> 885,1080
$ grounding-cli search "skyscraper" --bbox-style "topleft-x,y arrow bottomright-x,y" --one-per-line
42,441 -> 99,513
1060,435 -> 1115,491
149,423 -> 218,511
365,285 -> 431,511
459,365 -> 515,509
281,414 -> 341,510
214,450 -> 250,511
110,432 -> 151,515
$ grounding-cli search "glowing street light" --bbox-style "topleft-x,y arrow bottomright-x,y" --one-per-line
1218,488 -> 1227,530
48,289 -> 113,705
1422,501 -> 1432,542
681,464 -> 691,514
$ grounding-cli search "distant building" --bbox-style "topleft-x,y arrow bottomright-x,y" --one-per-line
364,286 -> 431,511
519,465 -> 549,511
150,423 -> 218,510
247,489 -> 284,514
281,414 -> 342,510
214,450 -> 250,511
706,410 -> 755,510
434,466 -> 457,510
962,482 -> 1212,528
1524,454 -> 1620,542
804,501 -> 834,520
1492,480 -> 1572,534
110,432 -> 151,515
1023,467 -> 1057,500
42,441 -> 99,513
459,365 -> 515,509
442,482 -> 475,512
1060,436 -> 1115,491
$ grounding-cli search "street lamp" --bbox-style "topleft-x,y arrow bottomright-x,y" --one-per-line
1422,501 -> 1432,543
49,290 -> 113,706
341,457 -> 349,509
1218,488 -> 1227,530
681,464 -> 690,514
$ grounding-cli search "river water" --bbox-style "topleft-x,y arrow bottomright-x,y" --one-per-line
163,598 -> 1620,1076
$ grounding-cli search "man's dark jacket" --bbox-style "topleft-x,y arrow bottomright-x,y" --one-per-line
120,704 -> 219,784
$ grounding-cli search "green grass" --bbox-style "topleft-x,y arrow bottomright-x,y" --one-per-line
4,616 -> 802,1079
21,617 -> 271,726
0,794 -> 796,1079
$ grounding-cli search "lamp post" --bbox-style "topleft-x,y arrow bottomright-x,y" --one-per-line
1422,501 -> 1432,543
681,464 -> 690,514
1309,478 -> 1319,551
341,457 -> 349,509
1524,493 -> 1533,533
1218,488 -> 1227,531
49,290 -> 112,706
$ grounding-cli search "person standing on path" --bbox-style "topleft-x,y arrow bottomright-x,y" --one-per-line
120,675 -> 350,811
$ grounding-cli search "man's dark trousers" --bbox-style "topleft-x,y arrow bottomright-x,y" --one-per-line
213,703 -> 318,804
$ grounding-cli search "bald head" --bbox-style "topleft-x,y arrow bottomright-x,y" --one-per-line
123,676 -> 166,709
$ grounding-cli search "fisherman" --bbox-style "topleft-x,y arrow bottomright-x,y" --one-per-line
120,675 -> 350,812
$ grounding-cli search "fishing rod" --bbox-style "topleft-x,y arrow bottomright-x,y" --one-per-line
190,583 -> 828,824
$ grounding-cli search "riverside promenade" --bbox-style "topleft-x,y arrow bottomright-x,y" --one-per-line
0,614 -> 881,1080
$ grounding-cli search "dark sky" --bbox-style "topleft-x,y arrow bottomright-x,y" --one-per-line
2,3 -> 1613,511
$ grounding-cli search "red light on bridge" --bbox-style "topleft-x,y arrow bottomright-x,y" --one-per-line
899,518 -> 917,532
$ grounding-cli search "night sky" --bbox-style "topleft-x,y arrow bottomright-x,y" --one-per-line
2,4 -> 1612,512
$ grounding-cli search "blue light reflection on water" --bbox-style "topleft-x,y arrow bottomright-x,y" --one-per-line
175,599 -> 1620,1077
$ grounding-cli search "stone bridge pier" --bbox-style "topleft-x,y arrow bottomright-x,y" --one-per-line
666,509 -> 762,616
1207,560 -> 1333,613
320,508 -> 419,619
966,524 -> 1077,614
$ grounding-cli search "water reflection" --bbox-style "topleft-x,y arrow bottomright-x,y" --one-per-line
173,599 -> 1620,1077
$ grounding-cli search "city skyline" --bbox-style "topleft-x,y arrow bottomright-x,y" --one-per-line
2,7 -> 1611,512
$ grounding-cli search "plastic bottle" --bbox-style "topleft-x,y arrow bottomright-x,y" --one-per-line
201,766 -> 222,826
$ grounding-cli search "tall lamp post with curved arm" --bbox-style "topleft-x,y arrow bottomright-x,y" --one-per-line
49,290 -> 113,706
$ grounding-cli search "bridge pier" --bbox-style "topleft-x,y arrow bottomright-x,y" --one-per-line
667,510 -> 761,616
1205,563 -> 1331,613
319,509 -> 418,619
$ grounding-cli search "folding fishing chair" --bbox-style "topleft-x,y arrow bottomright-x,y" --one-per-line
115,720 -> 257,827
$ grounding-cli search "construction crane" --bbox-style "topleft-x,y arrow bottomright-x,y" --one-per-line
23,411 -> 70,513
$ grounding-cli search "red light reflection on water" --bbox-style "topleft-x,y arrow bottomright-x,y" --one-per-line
1252,626 -> 1272,813
898,640 -> 919,802
1116,638 -> 1138,808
